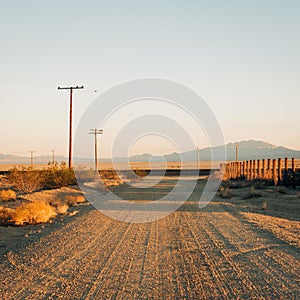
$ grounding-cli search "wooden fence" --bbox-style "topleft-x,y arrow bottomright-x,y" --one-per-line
220,157 -> 297,186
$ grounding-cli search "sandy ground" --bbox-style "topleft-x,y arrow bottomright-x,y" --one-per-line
0,178 -> 299,299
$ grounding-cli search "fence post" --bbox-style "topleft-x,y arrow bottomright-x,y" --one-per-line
278,158 -> 282,185
273,159 -> 277,185
232,162 -> 236,179
292,158 -> 296,189
262,159 -> 266,179
249,160 -> 253,181
267,159 -> 271,180
253,160 -> 256,180
284,157 -> 288,187
257,159 -> 261,179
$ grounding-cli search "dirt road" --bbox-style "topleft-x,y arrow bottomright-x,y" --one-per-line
0,179 -> 299,299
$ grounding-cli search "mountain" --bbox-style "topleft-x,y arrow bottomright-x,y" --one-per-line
0,140 -> 299,164
127,140 -> 300,162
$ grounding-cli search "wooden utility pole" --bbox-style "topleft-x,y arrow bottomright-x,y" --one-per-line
196,146 -> 199,171
235,143 -> 239,162
89,129 -> 103,171
30,151 -> 34,167
58,85 -> 84,168
51,150 -> 55,164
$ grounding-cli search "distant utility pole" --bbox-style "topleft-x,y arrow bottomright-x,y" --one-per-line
196,146 -> 200,170
89,128 -> 103,171
51,150 -> 55,164
30,151 -> 34,167
235,143 -> 239,162
58,85 -> 84,168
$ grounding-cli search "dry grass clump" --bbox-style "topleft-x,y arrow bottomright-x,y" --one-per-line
0,207 -> 14,223
221,180 -> 250,189
219,187 -> 233,199
134,169 -> 148,177
55,203 -> 69,214
48,198 -> 70,214
277,186 -> 287,194
261,200 -> 268,210
12,201 -> 57,226
100,170 -> 119,180
0,201 -> 57,225
65,195 -> 85,207
0,189 -> 17,201
242,186 -> 262,200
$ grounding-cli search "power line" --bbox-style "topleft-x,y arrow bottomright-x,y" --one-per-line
58,85 -> 84,168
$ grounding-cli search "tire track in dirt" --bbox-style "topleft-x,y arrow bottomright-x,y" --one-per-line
1,212 -> 118,299
192,206 -> 299,299
0,179 -> 299,299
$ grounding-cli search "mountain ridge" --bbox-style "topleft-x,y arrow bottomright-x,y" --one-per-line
0,140 -> 299,164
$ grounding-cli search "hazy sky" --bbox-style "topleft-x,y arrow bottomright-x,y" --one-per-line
1,0 -> 299,158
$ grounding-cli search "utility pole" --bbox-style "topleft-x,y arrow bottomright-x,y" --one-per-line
30,151 -> 34,167
235,143 -> 239,162
196,146 -> 199,171
51,149 -> 55,164
89,129 -> 103,171
58,85 -> 84,168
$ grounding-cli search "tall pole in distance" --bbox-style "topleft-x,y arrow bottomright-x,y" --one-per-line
51,150 -> 55,164
235,143 -> 239,162
30,151 -> 34,167
58,85 -> 84,168
89,129 -> 103,171
196,146 -> 199,171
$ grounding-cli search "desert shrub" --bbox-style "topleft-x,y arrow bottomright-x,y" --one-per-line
43,163 -> 77,189
219,187 -> 233,199
100,169 -> 120,180
220,180 -> 250,189
0,189 -> 17,201
261,200 -> 268,210
65,195 -> 85,207
8,166 -> 44,193
134,169 -> 148,177
277,186 -> 287,194
242,186 -> 262,199
12,201 -> 57,225
0,207 -> 14,224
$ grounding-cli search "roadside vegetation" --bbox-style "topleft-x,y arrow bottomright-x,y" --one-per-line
0,164 -> 140,226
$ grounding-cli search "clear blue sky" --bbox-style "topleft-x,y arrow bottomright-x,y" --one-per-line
1,0 -> 299,157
